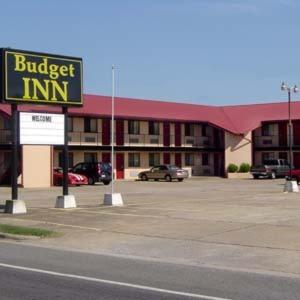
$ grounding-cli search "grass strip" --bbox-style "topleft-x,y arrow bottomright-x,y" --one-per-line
0,224 -> 57,238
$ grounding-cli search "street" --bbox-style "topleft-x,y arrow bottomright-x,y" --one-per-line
1,241 -> 300,300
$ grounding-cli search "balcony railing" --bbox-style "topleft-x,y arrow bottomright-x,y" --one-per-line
0,130 -> 223,148
254,135 -> 300,147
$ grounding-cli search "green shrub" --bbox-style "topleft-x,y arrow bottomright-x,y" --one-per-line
227,163 -> 238,173
239,163 -> 251,173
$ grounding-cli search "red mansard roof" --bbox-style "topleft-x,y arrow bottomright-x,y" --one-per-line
0,94 -> 300,135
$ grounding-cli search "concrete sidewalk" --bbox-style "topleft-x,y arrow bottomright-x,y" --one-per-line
1,178 -> 300,276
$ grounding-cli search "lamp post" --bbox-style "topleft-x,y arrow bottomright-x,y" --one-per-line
281,82 -> 299,193
103,65 -> 124,206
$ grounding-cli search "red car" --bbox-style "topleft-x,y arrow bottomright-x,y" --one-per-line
287,169 -> 300,184
53,168 -> 88,186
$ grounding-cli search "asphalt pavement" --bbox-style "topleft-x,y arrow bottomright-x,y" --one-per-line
1,241 -> 300,300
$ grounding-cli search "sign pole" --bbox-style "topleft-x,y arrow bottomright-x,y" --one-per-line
4,104 -> 27,214
55,106 -> 76,208
63,106 -> 69,196
11,104 -> 18,200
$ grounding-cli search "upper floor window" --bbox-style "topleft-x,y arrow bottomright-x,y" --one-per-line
128,120 -> 140,135
202,124 -> 207,137
149,121 -> 160,135
185,124 -> 194,136
3,118 -> 11,130
261,124 -> 274,136
84,118 -> 97,133
68,117 -> 73,132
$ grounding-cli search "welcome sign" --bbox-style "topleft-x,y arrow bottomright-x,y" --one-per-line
0,48 -> 83,106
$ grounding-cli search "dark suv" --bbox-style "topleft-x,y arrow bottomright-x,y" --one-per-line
71,162 -> 112,185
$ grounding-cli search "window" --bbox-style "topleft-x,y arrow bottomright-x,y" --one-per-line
3,118 -> 11,130
84,118 -> 97,133
261,124 -> 275,136
128,120 -> 140,135
128,153 -> 140,167
185,153 -> 194,166
149,121 -> 159,135
58,152 -> 74,168
68,117 -> 73,132
185,124 -> 194,136
262,152 -> 275,163
202,125 -> 207,137
84,152 -> 97,163
149,153 -> 160,167
202,153 -> 209,166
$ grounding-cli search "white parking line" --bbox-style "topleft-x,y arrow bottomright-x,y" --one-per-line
0,262 -> 232,300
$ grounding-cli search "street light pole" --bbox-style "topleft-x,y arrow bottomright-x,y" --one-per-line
288,89 -> 292,179
281,82 -> 298,179
111,65 -> 115,195
281,82 -> 299,193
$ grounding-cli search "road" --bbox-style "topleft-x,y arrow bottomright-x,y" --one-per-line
0,241 -> 300,300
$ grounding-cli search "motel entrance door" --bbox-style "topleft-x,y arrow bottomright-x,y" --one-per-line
116,153 -> 124,179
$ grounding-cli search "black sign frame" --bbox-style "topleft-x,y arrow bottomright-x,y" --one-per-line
0,48 -> 83,107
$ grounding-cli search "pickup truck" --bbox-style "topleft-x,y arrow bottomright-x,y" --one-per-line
251,159 -> 290,179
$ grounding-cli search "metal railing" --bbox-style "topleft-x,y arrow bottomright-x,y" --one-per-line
253,135 -> 300,147
0,130 -> 222,148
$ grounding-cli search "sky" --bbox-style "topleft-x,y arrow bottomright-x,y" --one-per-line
0,0 -> 300,106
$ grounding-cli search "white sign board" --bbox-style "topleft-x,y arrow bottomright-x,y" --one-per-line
20,112 -> 65,145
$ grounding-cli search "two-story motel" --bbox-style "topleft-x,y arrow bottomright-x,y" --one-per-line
0,94 -> 300,188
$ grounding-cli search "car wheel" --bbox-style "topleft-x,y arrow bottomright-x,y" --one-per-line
178,178 -> 184,182
141,174 -> 148,181
88,177 -> 95,185
253,175 -> 259,179
165,175 -> 172,182
103,181 -> 110,185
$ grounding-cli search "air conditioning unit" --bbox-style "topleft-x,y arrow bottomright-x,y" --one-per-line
150,138 -> 159,144
85,137 -> 96,143
262,139 -> 272,145
129,138 -> 139,143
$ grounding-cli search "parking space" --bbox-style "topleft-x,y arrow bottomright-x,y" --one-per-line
2,177 -> 300,274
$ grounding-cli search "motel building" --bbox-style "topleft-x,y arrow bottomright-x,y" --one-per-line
0,94 -> 300,188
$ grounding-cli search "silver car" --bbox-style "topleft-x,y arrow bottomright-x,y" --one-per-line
138,165 -> 189,182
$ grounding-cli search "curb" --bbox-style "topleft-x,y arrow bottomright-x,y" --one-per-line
0,233 -> 40,241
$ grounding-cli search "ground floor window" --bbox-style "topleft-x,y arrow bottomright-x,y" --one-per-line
185,153 -> 194,166
59,152 -> 74,168
84,152 -> 97,163
202,153 -> 209,166
128,153 -> 140,167
149,153 -> 160,167
262,152 -> 275,163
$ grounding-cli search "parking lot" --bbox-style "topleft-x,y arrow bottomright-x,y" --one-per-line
1,177 -> 300,275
